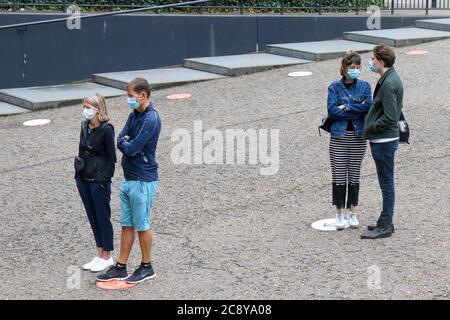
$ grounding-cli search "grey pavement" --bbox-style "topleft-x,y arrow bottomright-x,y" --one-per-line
0,39 -> 449,299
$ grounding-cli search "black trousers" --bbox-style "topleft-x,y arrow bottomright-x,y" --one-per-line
76,178 -> 114,251
329,131 -> 367,209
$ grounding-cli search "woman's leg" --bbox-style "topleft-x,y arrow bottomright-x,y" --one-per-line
90,182 -> 114,257
329,136 -> 349,212
76,178 -> 103,252
346,133 -> 367,210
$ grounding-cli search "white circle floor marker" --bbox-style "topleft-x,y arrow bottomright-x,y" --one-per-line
311,218 -> 350,231
23,119 -> 51,127
288,71 -> 312,77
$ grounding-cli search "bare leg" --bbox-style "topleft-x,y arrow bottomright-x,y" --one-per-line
138,229 -> 153,263
101,251 -> 112,260
118,227 -> 135,265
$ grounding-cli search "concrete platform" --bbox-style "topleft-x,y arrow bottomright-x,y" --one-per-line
343,28 -> 450,47
0,82 -> 124,110
416,18 -> 450,32
183,53 -> 310,76
92,67 -> 226,90
266,40 -> 376,61
0,101 -> 30,116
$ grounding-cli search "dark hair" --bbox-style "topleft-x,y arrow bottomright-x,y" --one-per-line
373,44 -> 396,68
340,50 -> 361,76
128,77 -> 151,98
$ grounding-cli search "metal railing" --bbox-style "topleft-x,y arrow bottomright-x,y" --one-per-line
0,0 -> 448,16
0,1 -> 387,15
385,0 -> 450,15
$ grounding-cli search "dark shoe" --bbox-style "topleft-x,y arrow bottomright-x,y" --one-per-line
96,265 -> 128,282
361,225 -> 393,239
367,223 -> 395,233
126,263 -> 156,284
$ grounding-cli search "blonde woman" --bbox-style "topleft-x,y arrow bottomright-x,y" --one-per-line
75,94 -> 116,272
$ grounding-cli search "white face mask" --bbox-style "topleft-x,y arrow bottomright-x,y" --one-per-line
83,108 -> 96,120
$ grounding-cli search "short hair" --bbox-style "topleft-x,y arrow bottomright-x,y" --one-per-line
128,77 -> 151,98
373,44 -> 396,68
340,50 -> 361,76
83,94 -> 109,122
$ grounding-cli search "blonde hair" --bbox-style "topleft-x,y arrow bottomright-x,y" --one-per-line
340,50 -> 361,77
83,94 -> 109,122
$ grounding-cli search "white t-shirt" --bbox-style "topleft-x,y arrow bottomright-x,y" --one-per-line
370,137 -> 399,143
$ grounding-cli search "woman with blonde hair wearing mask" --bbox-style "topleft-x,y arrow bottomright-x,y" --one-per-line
327,51 -> 372,230
74,94 -> 116,272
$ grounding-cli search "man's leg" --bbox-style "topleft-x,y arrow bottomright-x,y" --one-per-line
118,180 -> 135,264
138,229 -> 153,263
117,227 -> 135,265
371,141 -> 398,225
125,181 -> 158,283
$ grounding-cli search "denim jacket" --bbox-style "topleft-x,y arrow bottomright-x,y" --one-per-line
327,78 -> 372,138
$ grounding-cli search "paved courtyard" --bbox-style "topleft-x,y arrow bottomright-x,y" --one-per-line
0,39 -> 448,300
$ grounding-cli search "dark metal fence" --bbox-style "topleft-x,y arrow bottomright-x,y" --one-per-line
0,0 -> 448,14
0,0 -> 387,15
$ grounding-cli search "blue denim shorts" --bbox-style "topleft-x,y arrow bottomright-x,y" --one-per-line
119,180 -> 158,231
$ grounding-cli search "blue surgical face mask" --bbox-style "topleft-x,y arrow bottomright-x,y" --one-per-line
347,68 -> 361,79
368,60 -> 378,73
82,108 -> 96,120
127,97 -> 139,110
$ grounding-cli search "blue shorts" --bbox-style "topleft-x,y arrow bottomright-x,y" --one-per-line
119,180 -> 158,232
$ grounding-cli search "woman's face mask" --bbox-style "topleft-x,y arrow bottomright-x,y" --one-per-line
347,68 -> 361,79
82,106 -> 96,120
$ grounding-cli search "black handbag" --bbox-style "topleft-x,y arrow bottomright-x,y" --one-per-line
318,113 -> 333,136
399,112 -> 410,144
74,156 -> 85,173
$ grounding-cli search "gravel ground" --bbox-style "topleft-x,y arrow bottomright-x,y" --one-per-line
0,39 -> 449,300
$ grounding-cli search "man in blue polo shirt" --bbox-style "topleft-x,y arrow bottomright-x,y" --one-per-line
97,77 -> 161,283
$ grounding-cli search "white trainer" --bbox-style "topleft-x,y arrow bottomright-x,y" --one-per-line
90,257 -> 114,272
82,257 -> 100,271
335,213 -> 346,230
348,212 -> 360,228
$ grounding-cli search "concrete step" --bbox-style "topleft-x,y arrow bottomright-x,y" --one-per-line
343,27 -> 450,47
266,40 -> 375,61
0,101 -> 30,116
183,53 -> 310,76
415,18 -> 450,32
92,67 -> 226,90
0,82 -> 124,110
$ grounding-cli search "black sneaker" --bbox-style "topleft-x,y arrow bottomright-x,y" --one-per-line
367,222 -> 395,233
126,263 -> 156,284
361,224 -> 393,239
96,265 -> 128,282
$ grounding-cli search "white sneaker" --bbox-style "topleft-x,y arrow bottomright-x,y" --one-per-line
348,212 -> 360,228
90,257 -> 114,272
335,213 -> 346,230
82,257 -> 100,271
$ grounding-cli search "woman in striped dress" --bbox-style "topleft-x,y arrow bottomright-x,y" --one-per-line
327,51 -> 372,230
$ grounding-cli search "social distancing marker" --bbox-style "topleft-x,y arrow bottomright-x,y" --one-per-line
406,50 -> 428,56
311,218 -> 350,231
166,93 -> 192,100
96,280 -> 137,290
288,71 -> 312,77
23,119 -> 51,127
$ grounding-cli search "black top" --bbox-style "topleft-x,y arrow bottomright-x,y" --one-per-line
76,121 -> 116,184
